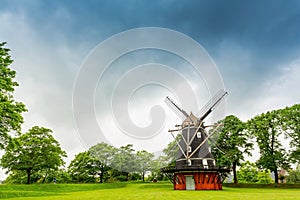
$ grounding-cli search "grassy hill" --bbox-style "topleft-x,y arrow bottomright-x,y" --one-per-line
1,182 -> 300,200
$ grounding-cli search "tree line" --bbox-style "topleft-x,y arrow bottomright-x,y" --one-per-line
0,42 -> 168,184
1,42 -> 300,184
212,105 -> 300,184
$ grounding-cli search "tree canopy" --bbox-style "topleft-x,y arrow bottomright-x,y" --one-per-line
279,104 -> 300,163
111,144 -> 137,181
247,110 -> 290,184
1,126 -> 66,184
68,151 -> 100,183
89,142 -> 117,183
212,115 -> 253,184
0,42 -> 26,149
136,150 -> 154,182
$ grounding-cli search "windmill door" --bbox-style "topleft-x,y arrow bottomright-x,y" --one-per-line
185,175 -> 195,190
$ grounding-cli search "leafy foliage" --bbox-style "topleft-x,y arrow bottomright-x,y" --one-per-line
279,104 -> 300,163
1,126 -> 66,184
212,115 -> 253,183
247,111 -> 290,184
237,161 -> 259,183
0,42 -> 26,149
148,156 -> 168,181
136,150 -> 154,182
257,170 -> 274,184
111,144 -> 137,181
286,165 -> 300,183
162,137 -> 178,166
89,142 -> 117,183
68,151 -> 100,183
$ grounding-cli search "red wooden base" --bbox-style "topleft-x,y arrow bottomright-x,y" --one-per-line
173,172 -> 222,190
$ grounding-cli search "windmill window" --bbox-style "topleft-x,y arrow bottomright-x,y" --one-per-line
203,159 -> 208,169
197,132 -> 201,138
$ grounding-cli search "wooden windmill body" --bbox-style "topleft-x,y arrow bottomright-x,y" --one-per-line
161,90 -> 229,190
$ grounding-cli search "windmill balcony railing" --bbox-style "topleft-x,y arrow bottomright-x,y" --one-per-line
160,165 -> 230,173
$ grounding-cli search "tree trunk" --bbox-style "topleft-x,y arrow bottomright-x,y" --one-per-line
26,169 -> 31,184
100,166 -> 104,183
42,170 -> 48,184
274,168 -> 279,184
142,171 -> 145,182
125,172 -> 129,181
232,161 -> 238,184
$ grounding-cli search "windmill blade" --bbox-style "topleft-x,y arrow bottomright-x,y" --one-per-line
197,89 -> 228,121
203,123 -> 226,154
165,96 -> 189,120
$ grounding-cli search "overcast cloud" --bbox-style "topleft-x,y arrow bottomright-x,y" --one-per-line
0,0 -> 300,179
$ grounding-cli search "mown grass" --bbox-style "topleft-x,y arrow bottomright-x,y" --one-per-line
1,182 -> 300,200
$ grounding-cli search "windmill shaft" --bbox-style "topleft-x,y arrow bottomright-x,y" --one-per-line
188,123 -> 222,159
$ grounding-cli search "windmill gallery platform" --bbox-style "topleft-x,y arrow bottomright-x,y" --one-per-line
161,90 -> 230,190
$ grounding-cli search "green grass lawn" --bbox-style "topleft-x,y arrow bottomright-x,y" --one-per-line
1,182 -> 300,200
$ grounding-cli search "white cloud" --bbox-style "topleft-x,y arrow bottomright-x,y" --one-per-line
234,58 -> 300,121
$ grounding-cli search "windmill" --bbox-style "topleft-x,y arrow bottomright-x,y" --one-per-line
161,89 -> 230,190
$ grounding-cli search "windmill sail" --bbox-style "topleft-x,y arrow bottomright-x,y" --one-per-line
197,89 -> 228,121
165,96 -> 190,120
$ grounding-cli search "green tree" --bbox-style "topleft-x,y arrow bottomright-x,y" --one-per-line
257,170 -> 273,184
1,126 -> 66,184
162,136 -> 179,166
237,161 -> 258,183
136,150 -> 154,182
149,155 -> 168,181
0,42 -> 26,149
4,170 -> 29,184
44,168 -> 71,183
286,165 -> 300,183
112,144 -> 137,181
279,104 -> 300,164
36,168 -> 71,183
68,151 -> 100,183
247,111 -> 289,184
212,115 -> 253,184
89,142 -> 117,183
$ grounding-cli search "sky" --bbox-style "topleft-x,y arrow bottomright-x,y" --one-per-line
1,0 -> 300,178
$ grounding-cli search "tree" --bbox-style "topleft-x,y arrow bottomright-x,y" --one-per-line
89,142 -> 117,183
136,150 -> 154,182
212,115 -> 253,184
279,104 -> 300,164
44,168 -> 71,183
286,165 -> 300,183
0,42 -> 26,149
257,170 -> 273,184
1,126 -> 66,184
247,111 -> 289,184
68,151 -> 100,183
111,144 -> 137,181
237,161 -> 258,183
149,155 -> 168,181
162,136 -> 179,166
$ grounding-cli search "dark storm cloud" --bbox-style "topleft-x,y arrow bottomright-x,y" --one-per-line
0,0 -> 300,169
3,0 -> 299,72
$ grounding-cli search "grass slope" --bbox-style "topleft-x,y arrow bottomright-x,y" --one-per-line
1,182 -> 300,200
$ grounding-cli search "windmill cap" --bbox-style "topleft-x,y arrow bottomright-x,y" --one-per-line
182,112 -> 199,126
